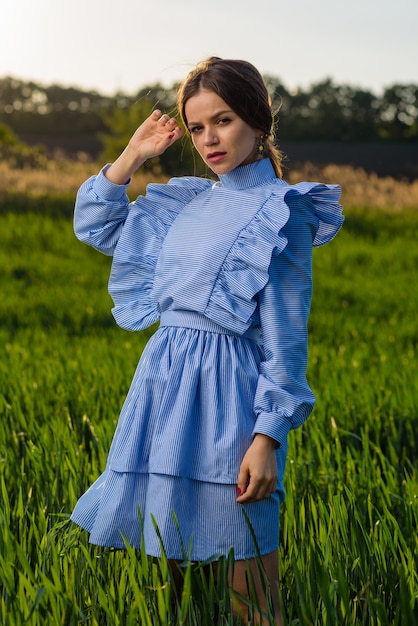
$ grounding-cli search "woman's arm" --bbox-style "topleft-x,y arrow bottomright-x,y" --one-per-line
252,200 -> 318,444
74,110 -> 184,255
237,197 -> 318,503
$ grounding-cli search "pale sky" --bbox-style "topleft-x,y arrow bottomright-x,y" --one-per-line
1,0 -> 417,95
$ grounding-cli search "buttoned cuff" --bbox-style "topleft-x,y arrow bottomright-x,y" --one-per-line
252,411 -> 292,449
92,164 -> 131,200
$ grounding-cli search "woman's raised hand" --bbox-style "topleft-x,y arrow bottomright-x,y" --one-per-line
128,109 -> 184,161
105,109 -> 184,185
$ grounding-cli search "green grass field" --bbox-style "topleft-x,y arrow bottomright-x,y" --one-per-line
0,202 -> 417,625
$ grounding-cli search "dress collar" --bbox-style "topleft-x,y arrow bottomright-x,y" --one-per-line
216,158 -> 282,190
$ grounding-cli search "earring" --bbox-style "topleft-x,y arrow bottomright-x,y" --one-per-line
256,134 -> 266,156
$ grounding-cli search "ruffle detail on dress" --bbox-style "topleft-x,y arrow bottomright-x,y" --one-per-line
109,177 -> 212,331
204,181 -> 343,333
70,469 -> 283,558
204,189 -> 290,333
284,181 -> 344,247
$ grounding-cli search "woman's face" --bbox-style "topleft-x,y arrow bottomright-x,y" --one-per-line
184,89 -> 260,175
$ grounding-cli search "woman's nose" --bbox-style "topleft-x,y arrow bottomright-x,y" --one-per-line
204,129 -> 219,145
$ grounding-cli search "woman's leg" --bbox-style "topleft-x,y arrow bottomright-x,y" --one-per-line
231,550 -> 283,625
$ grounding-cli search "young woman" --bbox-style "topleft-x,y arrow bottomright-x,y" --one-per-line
71,57 -> 343,624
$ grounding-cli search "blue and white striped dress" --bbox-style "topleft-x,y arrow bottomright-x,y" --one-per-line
70,158 -> 343,560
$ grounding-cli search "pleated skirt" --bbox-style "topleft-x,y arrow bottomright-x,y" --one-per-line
71,315 -> 286,561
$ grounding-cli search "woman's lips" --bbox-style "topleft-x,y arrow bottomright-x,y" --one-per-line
206,151 -> 226,164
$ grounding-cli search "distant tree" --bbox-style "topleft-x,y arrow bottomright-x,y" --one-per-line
378,84 -> 418,140
283,79 -> 376,141
0,121 -> 47,168
303,79 -> 343,139
340,86 -> 380,140
1,74 -> 418,167
0,76 -> 111,114
0,121 -> 19,145
276,79 -> 381,141
0,77 -> 111,155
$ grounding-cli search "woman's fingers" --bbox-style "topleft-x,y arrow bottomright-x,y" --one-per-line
245,486 -> 276,503
237,476 -> 277,504
128,110 -> 184,159
151,110 -> 180,132
152,112 -> 184,145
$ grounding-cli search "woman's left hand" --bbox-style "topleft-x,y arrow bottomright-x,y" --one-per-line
236,434 -> 278,503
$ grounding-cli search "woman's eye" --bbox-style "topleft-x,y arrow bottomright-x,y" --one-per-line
189,126 -> 202,133
217,118 -> 230,125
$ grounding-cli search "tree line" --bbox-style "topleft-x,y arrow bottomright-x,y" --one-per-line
0,75 -> 417,175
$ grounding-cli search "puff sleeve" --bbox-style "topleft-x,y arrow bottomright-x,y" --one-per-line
74,166 -> 131,256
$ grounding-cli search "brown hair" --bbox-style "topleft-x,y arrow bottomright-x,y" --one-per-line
177,57 -> 283,177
